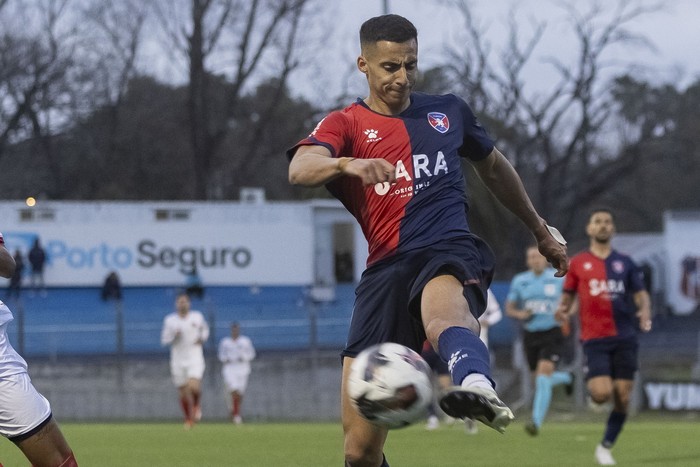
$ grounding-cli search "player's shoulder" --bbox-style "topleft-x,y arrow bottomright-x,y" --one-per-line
570,250 -> 594,264
610,249 -> 634,262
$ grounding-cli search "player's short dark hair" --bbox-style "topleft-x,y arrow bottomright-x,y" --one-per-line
588,207 -> 615,222
360,14 -> 417,46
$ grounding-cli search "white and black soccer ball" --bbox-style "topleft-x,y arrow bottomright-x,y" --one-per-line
348,342 -> 433,429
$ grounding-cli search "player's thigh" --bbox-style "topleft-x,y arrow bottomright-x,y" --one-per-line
15,418 -> 72,467
421,274 -> 478,342
341,357 -> 388,461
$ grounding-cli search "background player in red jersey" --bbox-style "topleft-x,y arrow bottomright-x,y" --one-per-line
0,233 -> 78,467
287,14 -> 568,467
555,208 -> 652,466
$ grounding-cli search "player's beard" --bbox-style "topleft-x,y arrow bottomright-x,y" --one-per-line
593,232 -> 611,245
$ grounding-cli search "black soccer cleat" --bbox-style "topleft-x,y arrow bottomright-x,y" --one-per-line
565,371 -> 575,396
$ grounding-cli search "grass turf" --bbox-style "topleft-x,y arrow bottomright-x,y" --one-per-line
1,417 -> 698,466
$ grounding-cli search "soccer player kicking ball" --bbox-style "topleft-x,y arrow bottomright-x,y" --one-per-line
556,208 -> 652,466
0,232 -> 78,467
161,292 -> 210,429
287,14 -> 568,466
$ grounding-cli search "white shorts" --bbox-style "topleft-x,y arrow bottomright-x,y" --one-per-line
222,366 -> 251,393
170,359 -> 205,387
0,372 -> 52,440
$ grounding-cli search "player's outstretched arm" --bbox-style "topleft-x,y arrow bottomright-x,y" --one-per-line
289,145 -> 396,187
472,148 -> 568,276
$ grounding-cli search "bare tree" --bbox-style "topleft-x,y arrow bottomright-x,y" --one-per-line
440,0 -> 660,269
72,0 -> 148,193
0,0 -> 77,198
152,0 -> 316,199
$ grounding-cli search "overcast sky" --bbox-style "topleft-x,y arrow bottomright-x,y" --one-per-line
299,0 -> 700,105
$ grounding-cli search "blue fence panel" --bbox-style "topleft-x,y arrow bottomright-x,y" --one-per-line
3,282 -> 516,357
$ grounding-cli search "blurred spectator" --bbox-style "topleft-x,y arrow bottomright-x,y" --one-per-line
28,238 -> 47,296
335,251 -> 353,283
101,271 -> 123,301
7,249 -> 24,299
184,266 -> 204,299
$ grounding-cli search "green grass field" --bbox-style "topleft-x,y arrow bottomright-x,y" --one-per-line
2,417 -> 698,466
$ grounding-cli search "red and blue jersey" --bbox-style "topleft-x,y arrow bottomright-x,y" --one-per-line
287,92 -> 494,266
564,250 -> 646,342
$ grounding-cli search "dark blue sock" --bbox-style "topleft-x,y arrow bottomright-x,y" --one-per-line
437,326 -> 492,386
602,411 -> 627,447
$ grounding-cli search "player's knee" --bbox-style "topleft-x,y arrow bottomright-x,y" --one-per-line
589,391 -> 611,404
343,433 -> 384,466
344,447 -> 384,467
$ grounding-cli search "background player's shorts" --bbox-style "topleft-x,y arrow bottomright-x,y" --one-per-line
583,336 -> 638,380
0,372 -> 52,440
170,359 -> 206,387
222,366 -> 251,393
342,235 -> 494,359
523,326 -> 565,371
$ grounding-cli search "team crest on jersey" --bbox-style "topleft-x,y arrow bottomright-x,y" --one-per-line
583,262 -> 593,271
612,260 -> 625,273
427,112 -> 449,133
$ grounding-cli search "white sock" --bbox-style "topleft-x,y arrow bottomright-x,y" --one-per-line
461,373 -> 493,391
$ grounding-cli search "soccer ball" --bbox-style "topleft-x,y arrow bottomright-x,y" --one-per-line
347,342 -> 433,429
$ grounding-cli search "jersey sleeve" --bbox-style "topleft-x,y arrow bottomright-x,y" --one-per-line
245,338 -> 256,361
199,314 -> 210,343
160,317 -> 176,346
286,111 -> 351,161
628,259 -> 647,293
455,96 -> 495,161
217,339 -> 228,363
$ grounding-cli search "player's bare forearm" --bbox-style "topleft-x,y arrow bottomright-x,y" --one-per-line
0,245 -> 16,278
634,290 -> 652,332
473,148 -> 568,275
554,292 -> 575,322
505,301 -> 531,321
289,146 -> 396,187
289,147 -> 345,187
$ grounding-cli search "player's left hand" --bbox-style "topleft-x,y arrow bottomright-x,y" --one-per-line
536,224 -> 569,277
637,311 -> 652,332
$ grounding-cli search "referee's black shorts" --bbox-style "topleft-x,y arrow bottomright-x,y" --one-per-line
523,326 -> 566,371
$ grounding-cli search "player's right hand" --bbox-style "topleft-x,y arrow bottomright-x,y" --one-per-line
342,158 -> 396,186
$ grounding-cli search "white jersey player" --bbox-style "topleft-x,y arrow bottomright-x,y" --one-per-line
218,322 -> 256,424
479,288 -> 503,348
0,232 -> 78,466
161,292 -> 210,429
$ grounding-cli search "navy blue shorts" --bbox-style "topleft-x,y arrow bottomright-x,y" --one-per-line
523,326 -> 565,371
583,336 -> 638,380
341,235 -> 494,358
